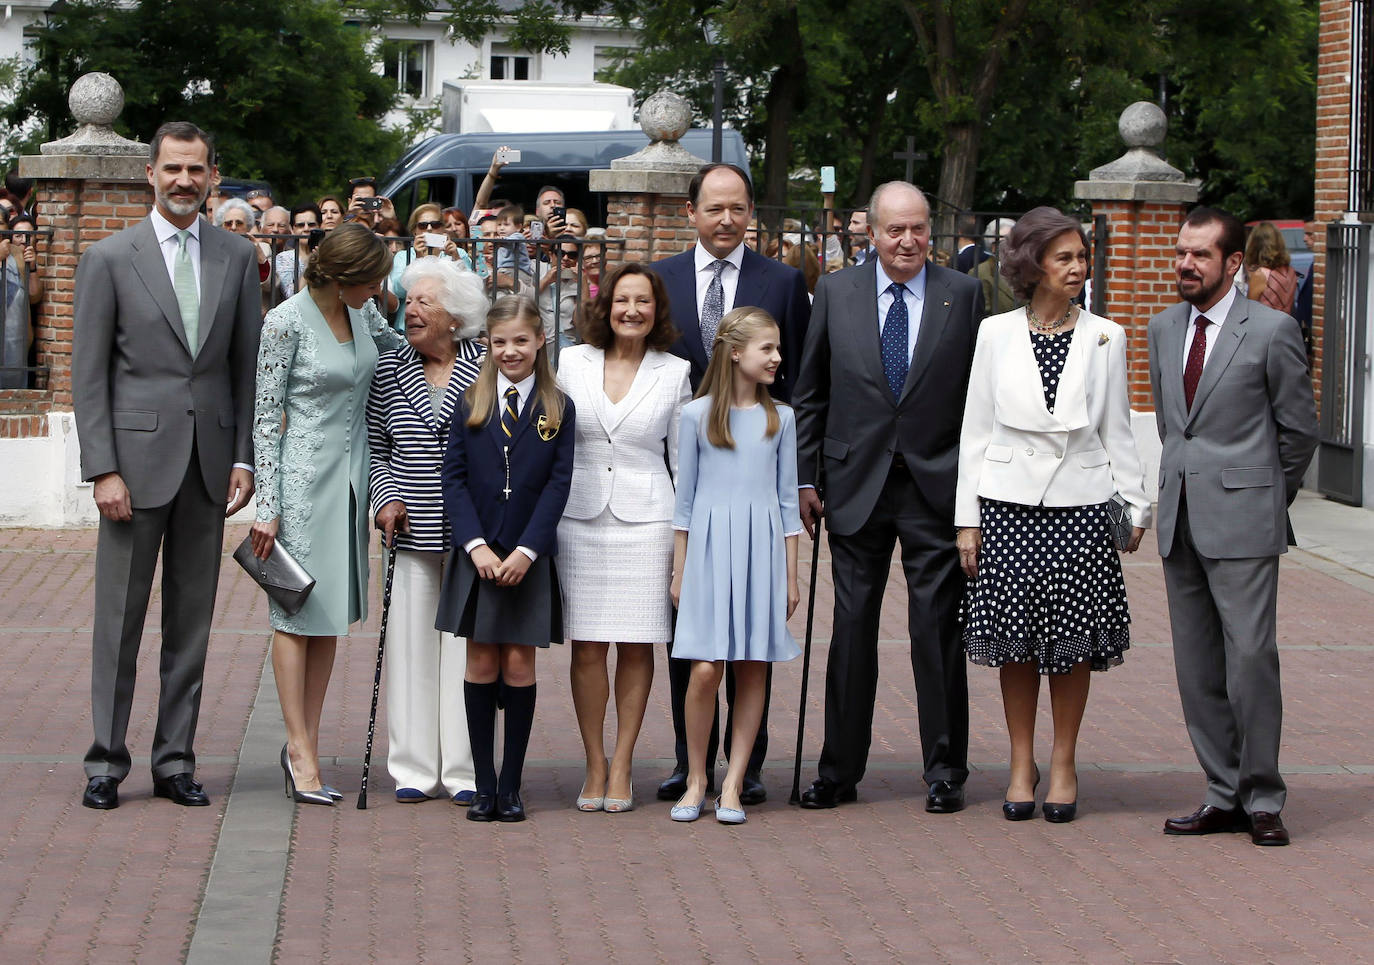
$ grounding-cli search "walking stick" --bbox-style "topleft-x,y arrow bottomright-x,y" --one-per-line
789,510 -> 824,806
357,540 -> 398,809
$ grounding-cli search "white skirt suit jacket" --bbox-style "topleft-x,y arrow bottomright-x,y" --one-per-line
955,308 -> 1152,530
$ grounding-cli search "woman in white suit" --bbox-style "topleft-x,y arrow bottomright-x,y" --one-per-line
954,206 -> 1150,825
557,263 -> 691,813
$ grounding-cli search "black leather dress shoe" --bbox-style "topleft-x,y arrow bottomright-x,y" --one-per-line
496,791 -> 526,823
82,776 -> 120,810
739,771 -> 767,806
657,767 -> 715,801
798,778 -> 857,809
466,792 -> 497,822
1249,811 -> 1290,846
152,773 -> 209,807
925,780 -> 966,814
1163,804 -> 1248,835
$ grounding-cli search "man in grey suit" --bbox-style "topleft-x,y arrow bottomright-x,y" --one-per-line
794,181 -> 983,812
1149,206 -> 1318,846
73,122 -> 261,809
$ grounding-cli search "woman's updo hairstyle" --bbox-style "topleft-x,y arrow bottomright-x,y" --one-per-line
304,222 -> 393,289
998,206 -> 1088,301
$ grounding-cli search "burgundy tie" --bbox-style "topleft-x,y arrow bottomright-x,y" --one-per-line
1183,315 -> 1210,410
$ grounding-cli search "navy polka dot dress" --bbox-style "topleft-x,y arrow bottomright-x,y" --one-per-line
960,330 -> 1131,674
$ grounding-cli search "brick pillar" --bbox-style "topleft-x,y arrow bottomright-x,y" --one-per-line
1311,0 -> 1354,413
590,92 -> 708,269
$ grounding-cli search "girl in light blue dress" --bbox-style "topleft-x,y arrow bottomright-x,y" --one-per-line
668,307 -> 802,826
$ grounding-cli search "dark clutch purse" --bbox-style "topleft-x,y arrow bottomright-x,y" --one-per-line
1104,493 -> 1133,551
232,535 -> 316,615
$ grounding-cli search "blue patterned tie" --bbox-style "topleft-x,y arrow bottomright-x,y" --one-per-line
700,259 -> 727,358
500,386 -> 520,437
881,282 -> 909,399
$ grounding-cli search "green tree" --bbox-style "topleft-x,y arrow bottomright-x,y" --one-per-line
2,0 -> 404,203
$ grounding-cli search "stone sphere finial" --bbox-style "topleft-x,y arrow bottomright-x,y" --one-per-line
1119,101 -> 1167,150
639,92 -> 691,144
69,73 -> 126,128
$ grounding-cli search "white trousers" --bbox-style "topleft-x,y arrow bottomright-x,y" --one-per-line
385,550 -> 475,796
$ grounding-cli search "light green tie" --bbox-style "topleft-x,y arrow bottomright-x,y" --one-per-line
173,228 -> 199,353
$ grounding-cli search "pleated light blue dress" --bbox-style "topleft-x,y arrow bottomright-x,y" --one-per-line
671,397 -> 802,663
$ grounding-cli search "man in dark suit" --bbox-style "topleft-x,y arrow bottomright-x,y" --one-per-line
650,162 -> 811,805
793,181 -> 982,812
1149,207 -> 1317,846
73,122 -> 261,809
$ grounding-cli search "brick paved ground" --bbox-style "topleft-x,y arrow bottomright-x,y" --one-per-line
0,514 -> 1371,963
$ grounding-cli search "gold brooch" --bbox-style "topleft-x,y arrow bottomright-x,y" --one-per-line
1098,333 -> 1109,346
536,414 -> 559,441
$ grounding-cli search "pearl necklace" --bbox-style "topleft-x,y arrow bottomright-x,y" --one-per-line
1027,302 -> 1074,334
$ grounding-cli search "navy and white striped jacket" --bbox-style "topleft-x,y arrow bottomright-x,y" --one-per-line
366,339 -> 485,552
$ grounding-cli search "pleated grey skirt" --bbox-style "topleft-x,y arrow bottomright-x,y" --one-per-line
434,545 -> 564,648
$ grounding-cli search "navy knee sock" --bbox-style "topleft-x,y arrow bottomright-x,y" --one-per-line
464,680 -> 499,793
498,683 -> 536,795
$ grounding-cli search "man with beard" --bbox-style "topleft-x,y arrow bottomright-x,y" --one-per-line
72,122 -> 261,810
1148,207 -> 1317,846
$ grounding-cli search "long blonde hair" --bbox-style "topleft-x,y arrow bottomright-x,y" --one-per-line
696,307 -> 781,449
465,295 -> 565,429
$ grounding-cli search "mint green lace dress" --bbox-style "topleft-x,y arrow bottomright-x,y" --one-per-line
254,291 -> 404,634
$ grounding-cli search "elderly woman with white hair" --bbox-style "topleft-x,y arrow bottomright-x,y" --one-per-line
215,196 -> 273,282
366,256 -> 489,804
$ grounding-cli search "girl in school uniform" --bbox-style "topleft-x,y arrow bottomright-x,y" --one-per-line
435,295 -> 576,823
668,307 -> 803,825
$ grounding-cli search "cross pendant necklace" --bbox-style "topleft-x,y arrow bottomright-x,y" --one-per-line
502,445 -> 512,500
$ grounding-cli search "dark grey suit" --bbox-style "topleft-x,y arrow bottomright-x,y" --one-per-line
794,260 -> 982,790
1148,293 -> 1317,815
73,216 -> 260,781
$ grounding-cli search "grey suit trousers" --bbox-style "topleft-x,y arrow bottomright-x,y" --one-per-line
85,442 -> 225,781
1162,499 -> 1284,814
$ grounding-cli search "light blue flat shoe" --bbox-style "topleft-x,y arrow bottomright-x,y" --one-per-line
670,797 -> 704,822
714,796 -> 747,825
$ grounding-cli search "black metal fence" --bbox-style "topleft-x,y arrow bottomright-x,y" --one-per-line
1318,222 -> 1370,505
1350,0 -> 1374,213
1,228 -> 54,390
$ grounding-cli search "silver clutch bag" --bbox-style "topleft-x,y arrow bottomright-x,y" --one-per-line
233,535 -> 316,615
1104,493 -> 1133,551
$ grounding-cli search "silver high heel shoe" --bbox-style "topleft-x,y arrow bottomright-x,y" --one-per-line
280,744 -> 334,806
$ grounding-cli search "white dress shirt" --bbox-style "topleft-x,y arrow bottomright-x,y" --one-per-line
1184,283 -> 1237,371
150,207 -> 202,297
464,371 -> 539,561
875,259 -> 926,363
693,241 -> 745,319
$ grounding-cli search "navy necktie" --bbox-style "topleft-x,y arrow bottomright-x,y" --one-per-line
881,282 -> 909,399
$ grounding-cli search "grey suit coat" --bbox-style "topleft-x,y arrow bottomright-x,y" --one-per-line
1147,295 -> 1318,559
793,260 -> 984,536
73,217 -> 261,508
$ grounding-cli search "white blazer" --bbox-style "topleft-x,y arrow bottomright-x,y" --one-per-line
955,308 -> 1152,529
557,344 -> 692,523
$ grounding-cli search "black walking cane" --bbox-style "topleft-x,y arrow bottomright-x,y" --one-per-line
788,505 -> 824,806
357,540 -> 398,809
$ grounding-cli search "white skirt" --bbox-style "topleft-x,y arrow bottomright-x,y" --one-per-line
558,507 -> 673,642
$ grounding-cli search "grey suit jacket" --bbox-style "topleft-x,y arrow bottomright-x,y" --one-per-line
793,260 -> 983,536
73,216 -> 261,508
1147,294 -> 1318,559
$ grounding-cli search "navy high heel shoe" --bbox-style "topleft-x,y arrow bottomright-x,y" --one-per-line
1002,765 -> 1041,822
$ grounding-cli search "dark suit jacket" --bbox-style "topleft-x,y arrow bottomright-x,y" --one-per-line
793,261 -> 984,536
442,391 -> 576,557
650,244 -> 811,402
72,217 -> 261,508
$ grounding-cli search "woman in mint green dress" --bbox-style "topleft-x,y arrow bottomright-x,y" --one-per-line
250,224 -> 404,805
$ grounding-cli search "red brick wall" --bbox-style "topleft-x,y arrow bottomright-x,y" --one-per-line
1312,0 -> 1354,411
603,194 -> 696,266
0,177 -> 153,438
1091,199 -> 1191,409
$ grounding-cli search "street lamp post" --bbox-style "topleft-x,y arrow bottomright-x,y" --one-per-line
702,20 -> 724,163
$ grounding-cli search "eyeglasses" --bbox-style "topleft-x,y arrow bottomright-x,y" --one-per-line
348,177 -> 376,187
293,221 -> 319,229
415,220 -> 442,229
245,189 -> 270,200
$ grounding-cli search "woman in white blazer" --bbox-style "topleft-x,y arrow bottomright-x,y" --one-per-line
557,263 -> 692,813
954,207 -> 1150,825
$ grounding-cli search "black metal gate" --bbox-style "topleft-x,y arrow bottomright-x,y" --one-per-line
1318,222 -> 1370,505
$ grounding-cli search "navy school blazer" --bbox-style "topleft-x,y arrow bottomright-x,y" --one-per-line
441,389 -> 576,557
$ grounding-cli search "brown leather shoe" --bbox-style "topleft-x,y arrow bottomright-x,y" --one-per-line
1163,804 -> 1247,835
1249,811 -> 1290,846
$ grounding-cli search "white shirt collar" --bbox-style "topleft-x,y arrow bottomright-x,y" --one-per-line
694,240 -> 745,274
496,371 -> 537,411
1188,281 -> 1237,329
150,206 -> 202,245
874,258 -> 926,302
